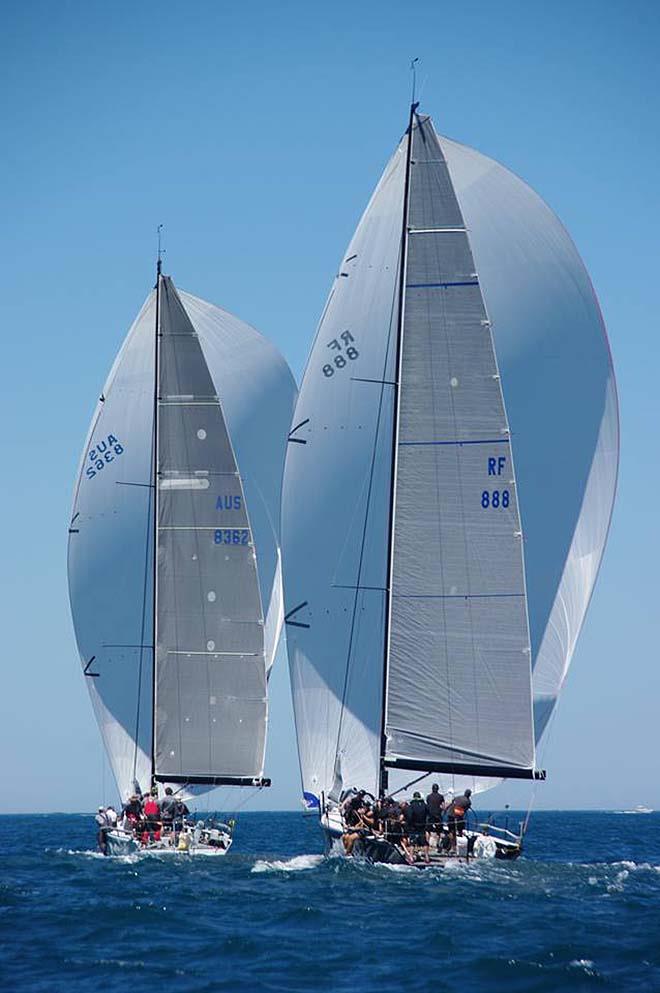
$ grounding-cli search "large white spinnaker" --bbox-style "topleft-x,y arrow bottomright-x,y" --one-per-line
282,109 -> 617,808
68,277 -> 296,800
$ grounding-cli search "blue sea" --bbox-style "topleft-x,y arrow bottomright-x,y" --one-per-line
2,810 -> 659,991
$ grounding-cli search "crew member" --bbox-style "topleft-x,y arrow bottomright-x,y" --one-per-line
160,787 -> 177,831
426,783 -> 445,847
143,789 -> 161,838
406,791 -> 430,863
95,806 -> 108,854
447,789 -> 472,852
174,796 -> 190,832
342,796 -> 373,856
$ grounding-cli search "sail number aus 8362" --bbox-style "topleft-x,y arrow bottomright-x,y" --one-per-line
85,434 -> 124,479
322,330 -> 359,377
481,490 -> 510,509
214,529 -> 249,545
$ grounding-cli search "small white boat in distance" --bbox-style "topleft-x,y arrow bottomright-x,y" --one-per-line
619,805 -> 653,815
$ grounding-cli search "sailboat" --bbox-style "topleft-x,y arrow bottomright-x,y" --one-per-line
281,104 -> 618,863
68,261 -> 296,855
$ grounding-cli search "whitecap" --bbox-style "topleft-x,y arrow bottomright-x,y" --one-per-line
56,848 -> 105,859
569,959 -> 597,975
251,854 -> 324,873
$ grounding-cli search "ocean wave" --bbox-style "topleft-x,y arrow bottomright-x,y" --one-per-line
251,854 -> 324,873
55,848 -> 106,859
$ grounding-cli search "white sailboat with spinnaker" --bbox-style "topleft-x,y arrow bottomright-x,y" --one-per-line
68,262 -> 296,855
281,105 -> 618,864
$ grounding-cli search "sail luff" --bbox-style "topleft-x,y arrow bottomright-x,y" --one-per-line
379,102 -> 418,798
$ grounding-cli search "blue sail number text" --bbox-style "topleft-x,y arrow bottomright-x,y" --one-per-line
86,434 -> 124,479
214,529 -> 249,545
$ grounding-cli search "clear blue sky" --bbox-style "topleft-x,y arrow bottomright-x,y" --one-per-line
1,1 -> 658,813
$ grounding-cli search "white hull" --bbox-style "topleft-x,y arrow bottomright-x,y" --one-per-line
104,825 -> 232,858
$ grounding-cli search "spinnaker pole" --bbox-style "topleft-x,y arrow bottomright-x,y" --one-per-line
378,101 -> 418,799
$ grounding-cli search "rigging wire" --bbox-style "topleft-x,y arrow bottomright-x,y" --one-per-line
523,695 -> 563,834
132,468 -> 154,785
417,71 -> 429,106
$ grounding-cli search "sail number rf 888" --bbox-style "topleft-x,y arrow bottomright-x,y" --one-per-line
322,331 -> 359,377
482,455 -> 510,508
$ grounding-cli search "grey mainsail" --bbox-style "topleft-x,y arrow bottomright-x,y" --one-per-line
154,278 -> 266,783
384,117 -> 534,777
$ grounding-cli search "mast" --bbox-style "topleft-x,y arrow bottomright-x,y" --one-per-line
150,230 -> 163,789
378,101 -> 418,798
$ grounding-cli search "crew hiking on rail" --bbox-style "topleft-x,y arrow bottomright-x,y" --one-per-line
340,786 -> 473,862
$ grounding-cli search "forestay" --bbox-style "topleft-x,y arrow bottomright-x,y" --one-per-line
154,278 -> 266,782
384,116 -> 536,777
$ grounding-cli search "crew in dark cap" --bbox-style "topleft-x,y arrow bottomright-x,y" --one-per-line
426,783 -> 445,835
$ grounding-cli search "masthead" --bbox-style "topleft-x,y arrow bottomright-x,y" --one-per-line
156,223 -> 164,281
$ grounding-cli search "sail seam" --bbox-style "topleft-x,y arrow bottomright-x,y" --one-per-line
406,280 -> 478,288
392,592 -> 525,599
399,438 -> 507,446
